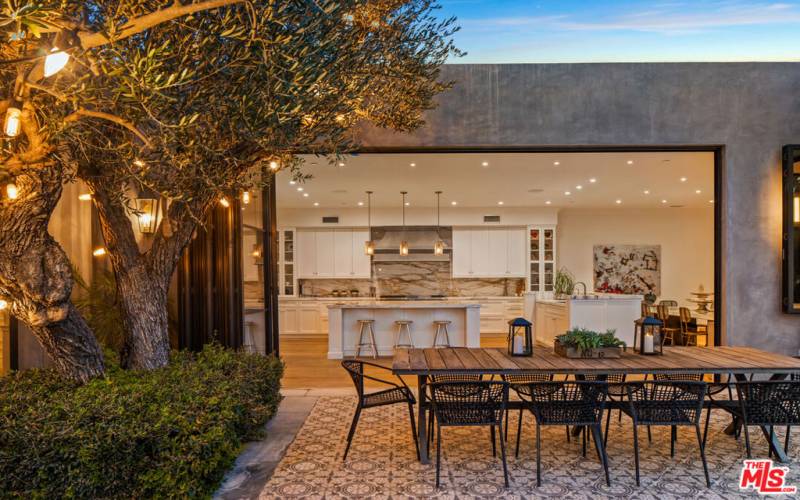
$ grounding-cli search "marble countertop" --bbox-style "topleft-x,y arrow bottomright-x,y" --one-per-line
328,301 -> 481,309
284,295 -> 522,301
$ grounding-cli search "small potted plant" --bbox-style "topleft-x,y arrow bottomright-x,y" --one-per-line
554,328 -> 626,359
553,267 -> 575,299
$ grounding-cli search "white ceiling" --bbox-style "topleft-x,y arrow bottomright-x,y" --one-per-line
276,151 -> 715,209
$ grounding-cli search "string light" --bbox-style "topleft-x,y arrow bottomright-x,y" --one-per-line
219,197 -> 230,208
0,299 -> 7,310
78,193 -> 92,201
93,248 -> 107,257
4,103 -> 21,137
6,183 -> 19,200
269,161 -> 279,171
43,48 -> 70,77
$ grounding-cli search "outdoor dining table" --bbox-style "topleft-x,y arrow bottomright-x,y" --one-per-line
392,346 -> 800,464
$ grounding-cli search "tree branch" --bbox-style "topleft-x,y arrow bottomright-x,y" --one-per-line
64,108 -> 152,148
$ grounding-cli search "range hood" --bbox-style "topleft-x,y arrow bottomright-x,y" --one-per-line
371,226 -> 452,262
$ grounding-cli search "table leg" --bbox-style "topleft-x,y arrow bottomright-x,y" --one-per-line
417,375 -> 429,464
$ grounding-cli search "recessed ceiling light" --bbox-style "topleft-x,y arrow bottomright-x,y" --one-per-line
680,177 -> 687,182
338,162 -> 345,167
481,161 -> 489,167
575,185 -> 583,190
661,199 -> 668,204
497,201 -> 504,205
357,201 -> 364,206
404,202 -> 410,206
627,160 -> 634,165
643,190 -> 650,195
615,199 -> 622,204
289,180 -> 296,185
709,199 -> 714,204
409,163 -> 416,167
303,193 -> 309,197
313,202 -> 319,206
695,189 -> 702,194
553,161 -> 560,166
589,178 -> 597,183
545,200 -> 552,205
451,201 -> 458,206
297,187 -> 304,192
564,191 -> 571,196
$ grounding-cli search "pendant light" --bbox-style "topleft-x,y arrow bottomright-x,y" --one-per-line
434,191 -> 445,255
399,191 -> 409,256
364,191 -> 375,255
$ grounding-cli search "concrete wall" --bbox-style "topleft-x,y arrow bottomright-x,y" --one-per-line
358,63 -> 800,355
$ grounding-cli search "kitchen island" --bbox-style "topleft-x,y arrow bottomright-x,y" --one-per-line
327,301 -> 481,359
534,294 -> 642,347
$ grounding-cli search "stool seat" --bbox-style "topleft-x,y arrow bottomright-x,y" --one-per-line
357,319 -> 375,324
395,320 -> 413,325
433,320 -> 451,325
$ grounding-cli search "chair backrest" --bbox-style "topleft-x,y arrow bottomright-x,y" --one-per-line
656,304 -> 670,322
524,381 -> 608,426
659,300 -> 678,307
430,381 -> 509,426
502,373 -> 553,385
678,307 -> 693,331
735,381 -> 800,426
341,360 -> 364,397
625,381 -> 706,425
581,373 -> 625,384
654,373 -> 704,382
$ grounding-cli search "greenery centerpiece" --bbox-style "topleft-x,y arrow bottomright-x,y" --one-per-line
554,328 -> 626,359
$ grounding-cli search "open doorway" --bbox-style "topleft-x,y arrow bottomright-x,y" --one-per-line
255,149 -> 718,388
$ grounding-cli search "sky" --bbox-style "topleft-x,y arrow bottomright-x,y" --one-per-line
438,0 -> 800,62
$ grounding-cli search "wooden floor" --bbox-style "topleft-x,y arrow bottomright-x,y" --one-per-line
280,335 -> 506,389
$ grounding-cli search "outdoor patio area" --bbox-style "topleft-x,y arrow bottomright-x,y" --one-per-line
259,395 -> 800,499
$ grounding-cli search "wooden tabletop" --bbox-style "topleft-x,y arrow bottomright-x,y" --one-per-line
392,346 -> 800,376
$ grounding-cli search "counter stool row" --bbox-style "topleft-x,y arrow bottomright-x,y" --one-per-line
355,319 -> 453,359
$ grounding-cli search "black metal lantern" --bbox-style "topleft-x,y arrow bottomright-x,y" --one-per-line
636,316 -> 664,355
508,317 -> 533,357
135,197 -> 159,234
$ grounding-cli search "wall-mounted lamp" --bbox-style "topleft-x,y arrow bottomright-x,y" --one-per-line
242,191 -> 251,205
135,198 -> 159,234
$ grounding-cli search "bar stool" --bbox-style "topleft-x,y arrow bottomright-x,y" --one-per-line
355,319 -> 378,359
394,320 -> 415,349
432,320 -> 452,347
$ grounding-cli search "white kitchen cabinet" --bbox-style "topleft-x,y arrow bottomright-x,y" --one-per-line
453,227 -> 526,278
296,229 -> 371,279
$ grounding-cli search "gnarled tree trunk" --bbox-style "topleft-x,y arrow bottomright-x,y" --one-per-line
0,165 -> 105,382
116,266 -> 171,370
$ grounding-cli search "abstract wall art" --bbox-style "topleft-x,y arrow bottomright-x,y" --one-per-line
593,244 -> 661,295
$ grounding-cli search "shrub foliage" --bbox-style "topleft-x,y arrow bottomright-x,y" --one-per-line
0,345 -> 283,498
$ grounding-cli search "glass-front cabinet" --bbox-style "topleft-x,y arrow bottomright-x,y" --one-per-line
278,228 -> 296,296
528,225 -> 556,293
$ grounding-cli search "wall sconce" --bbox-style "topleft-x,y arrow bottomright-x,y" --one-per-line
135,198 -> 159,234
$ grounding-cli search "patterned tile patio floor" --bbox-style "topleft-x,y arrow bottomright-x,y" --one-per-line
260,396 -> 800,499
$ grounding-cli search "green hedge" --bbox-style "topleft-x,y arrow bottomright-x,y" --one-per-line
0,345 -> 283,499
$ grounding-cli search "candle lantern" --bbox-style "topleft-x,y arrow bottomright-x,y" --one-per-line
636,316 -> 664,355
507,317 -> 533,357
135,198 -> 159,234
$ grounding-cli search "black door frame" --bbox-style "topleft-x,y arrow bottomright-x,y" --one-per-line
263,144 -> 724,355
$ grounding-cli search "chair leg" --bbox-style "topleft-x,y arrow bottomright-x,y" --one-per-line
769,426 -> 774,459
515,408 -> 523,458
504,409 -> 509,442
491,425 -> 496,457
592,425 -> 611,486
695,424 -> 711,487
785,425 -> 792,454
647,425 -> 652,443
343,406 -> 362,461
535,423 -> 542,487
408,402 -> 420,461
703,405 -> 712,450
632,423 -> 641,486
427,409 -> 434,451
582,426 -> 587,457
604,409 -> 612,448
743,422 -> 752,458
565,425 -> 571,443
498,422 -> 510,488
436,424 -> 442,488
670,425 -> 676,458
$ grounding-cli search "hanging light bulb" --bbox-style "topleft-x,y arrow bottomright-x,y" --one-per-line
44,48 -> 70,77
78,193 -> 92,201
219,196 -> 230,208
0,299 -> 7,310
6,183 -> 19,200
269,160 -> 279,171
93,247 -> 107,257
434,191 -> 445,255
364,191 -> 375,255
242,191 -> 251,205
399,191 -> 409,256
4,103 -> 21,137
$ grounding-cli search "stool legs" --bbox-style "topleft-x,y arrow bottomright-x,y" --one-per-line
355,322 -> 378,359
433,323 -> 451,348
395,323 -> 414,348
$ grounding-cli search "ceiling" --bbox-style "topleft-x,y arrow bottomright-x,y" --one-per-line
276,151 -> 715,209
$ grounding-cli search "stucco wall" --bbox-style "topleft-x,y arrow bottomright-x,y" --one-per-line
358,63 -> 800,355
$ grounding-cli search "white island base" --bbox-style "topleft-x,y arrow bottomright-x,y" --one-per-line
327,302 -> 481,359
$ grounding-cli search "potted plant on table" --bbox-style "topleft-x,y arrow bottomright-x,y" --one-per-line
554,328 -> 626,359
554,267 -> 575,299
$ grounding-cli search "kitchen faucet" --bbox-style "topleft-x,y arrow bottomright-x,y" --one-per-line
574,281 -> 587,296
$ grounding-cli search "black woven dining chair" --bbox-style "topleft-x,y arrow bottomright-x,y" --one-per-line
430,381 -> 510,488
623,381 -> 709,487
426,373 -> 483,451
501,373 -> 554,456
522,381 -> 610,487
575,373 -> 627,448
786,371 -> 800,453
341,360 -> 420,461
732,380 -> 800,458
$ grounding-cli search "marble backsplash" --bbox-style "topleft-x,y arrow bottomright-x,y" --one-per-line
296,261 -> 525,297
